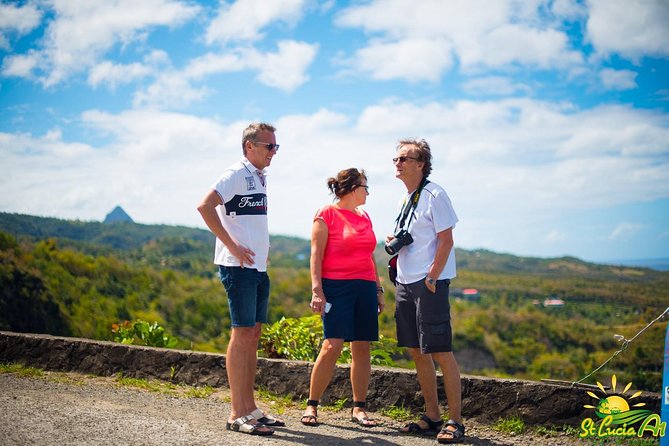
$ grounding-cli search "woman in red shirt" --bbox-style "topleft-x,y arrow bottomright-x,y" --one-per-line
301,168 -> 384,428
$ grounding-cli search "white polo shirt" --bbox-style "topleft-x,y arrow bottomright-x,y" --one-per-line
212,158 -> 269,271
396,181 -> 458,284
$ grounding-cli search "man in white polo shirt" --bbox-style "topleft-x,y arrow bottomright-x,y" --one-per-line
389,138 -> 465,444
197,122 -> 283,436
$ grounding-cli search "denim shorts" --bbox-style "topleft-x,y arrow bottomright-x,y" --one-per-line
395,277 -> 452,353
219,266 -> 270,328
322,278 -> 379,342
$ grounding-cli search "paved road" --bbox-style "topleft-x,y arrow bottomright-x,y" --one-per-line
0,372 -> 582,446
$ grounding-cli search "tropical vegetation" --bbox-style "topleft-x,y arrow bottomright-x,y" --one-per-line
1,212 -> 666,391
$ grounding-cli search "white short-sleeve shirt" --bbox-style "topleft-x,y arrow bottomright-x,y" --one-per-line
211,158 -> 269,271
396,181 -> 458,284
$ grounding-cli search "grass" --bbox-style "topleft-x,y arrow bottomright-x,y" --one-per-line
379,404 -> 413,422
320,397 -> 348,412
493,415 -> 525,435
115,373 -> 219,400
256,387 -> 294,415
115,373 -> 180,394
185,385 -> 215,398
0,362 -> 45,378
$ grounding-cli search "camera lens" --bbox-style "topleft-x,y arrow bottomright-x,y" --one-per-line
385,238 -> 402,255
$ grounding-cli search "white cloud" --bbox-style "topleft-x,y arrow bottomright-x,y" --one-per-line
3,97 -> 668,252
480,24 -> 581,69
3,0 -> 200,86
134,40 -> 318,108
132,72 -> 211,110
461,76 -> 532,96
599,68 -> 638,91
335,0 -> 584,81
205,0 -> 307,44
1,50 -> 42,78
87,49 -> 170,89
609,222 -> 644,240
252,40 -> 318,91
557,105 -> 669,157
347,38 -> 453,83
0,2 -> 42,49
550,0 -> 587,20
0,110 -> 248,222
587,0 -> 669,61
88,50 -> 170,90
88,58 -> 158,89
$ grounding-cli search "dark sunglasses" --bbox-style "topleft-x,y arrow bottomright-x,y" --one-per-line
253,141 -> 280,151
392,156 -> 419,163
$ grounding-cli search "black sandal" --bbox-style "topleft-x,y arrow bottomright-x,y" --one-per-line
350,401 -> 378,427
437,419 -> 465,443
300,399 -> 319,426
399,414 -> 443,435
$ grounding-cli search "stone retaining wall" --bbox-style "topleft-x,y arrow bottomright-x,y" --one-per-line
0,331 -> 660,426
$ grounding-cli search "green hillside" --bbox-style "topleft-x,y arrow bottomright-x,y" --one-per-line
0,212 -> 666,391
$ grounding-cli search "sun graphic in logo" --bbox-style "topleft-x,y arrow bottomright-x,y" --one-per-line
583,374 -> 651,425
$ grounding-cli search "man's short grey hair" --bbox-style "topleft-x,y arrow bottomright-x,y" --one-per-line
397,138 -> 432,178
242,122 -> 276,155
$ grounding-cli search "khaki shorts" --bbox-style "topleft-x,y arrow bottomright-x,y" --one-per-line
394,278 -> 452,353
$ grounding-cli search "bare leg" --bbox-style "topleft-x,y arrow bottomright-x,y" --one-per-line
226,326 -> 271,433
303,338 -> 344,419
241,323 -> 261,413
413,348 -> 441,421
399,347 -> 442,432
350,341 -> 375,424
434,352 -> 463,441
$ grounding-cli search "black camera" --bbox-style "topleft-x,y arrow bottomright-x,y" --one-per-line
384,229 -> 414,255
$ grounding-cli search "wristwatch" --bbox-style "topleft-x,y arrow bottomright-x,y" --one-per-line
377,286 -> 384,294
426,277 -> 436,286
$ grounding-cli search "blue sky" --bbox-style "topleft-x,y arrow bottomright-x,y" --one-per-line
1,0 -> 668,264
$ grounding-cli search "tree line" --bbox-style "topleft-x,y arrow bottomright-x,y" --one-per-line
0,212 -> 667,391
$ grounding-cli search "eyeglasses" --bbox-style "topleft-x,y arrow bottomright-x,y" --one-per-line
356,185 -> 369,192
392,156 -> 419,163
253,141 -> 280,152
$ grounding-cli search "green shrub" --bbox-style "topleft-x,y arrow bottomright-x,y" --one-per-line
112,319 -> 178,348
260,315 -> 323,361
259,315 -> 400,366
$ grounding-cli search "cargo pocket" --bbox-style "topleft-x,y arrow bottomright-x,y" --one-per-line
419,313 -> 452,353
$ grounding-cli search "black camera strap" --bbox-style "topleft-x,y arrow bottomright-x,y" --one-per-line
394,177 -> 429,233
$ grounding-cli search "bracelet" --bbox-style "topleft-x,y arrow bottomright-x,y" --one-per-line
377,286 -> 384,294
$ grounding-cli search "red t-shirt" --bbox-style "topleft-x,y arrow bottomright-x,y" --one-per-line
315,204 -> 377,281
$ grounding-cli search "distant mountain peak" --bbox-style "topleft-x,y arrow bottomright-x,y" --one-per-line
104,206 -> 133,224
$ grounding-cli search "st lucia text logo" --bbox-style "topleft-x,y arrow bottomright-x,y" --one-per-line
579,374 -> 666,439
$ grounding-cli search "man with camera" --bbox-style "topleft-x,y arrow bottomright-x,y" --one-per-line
387,138 -> 464,444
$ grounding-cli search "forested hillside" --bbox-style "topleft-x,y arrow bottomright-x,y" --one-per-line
1,212 -> 666,391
